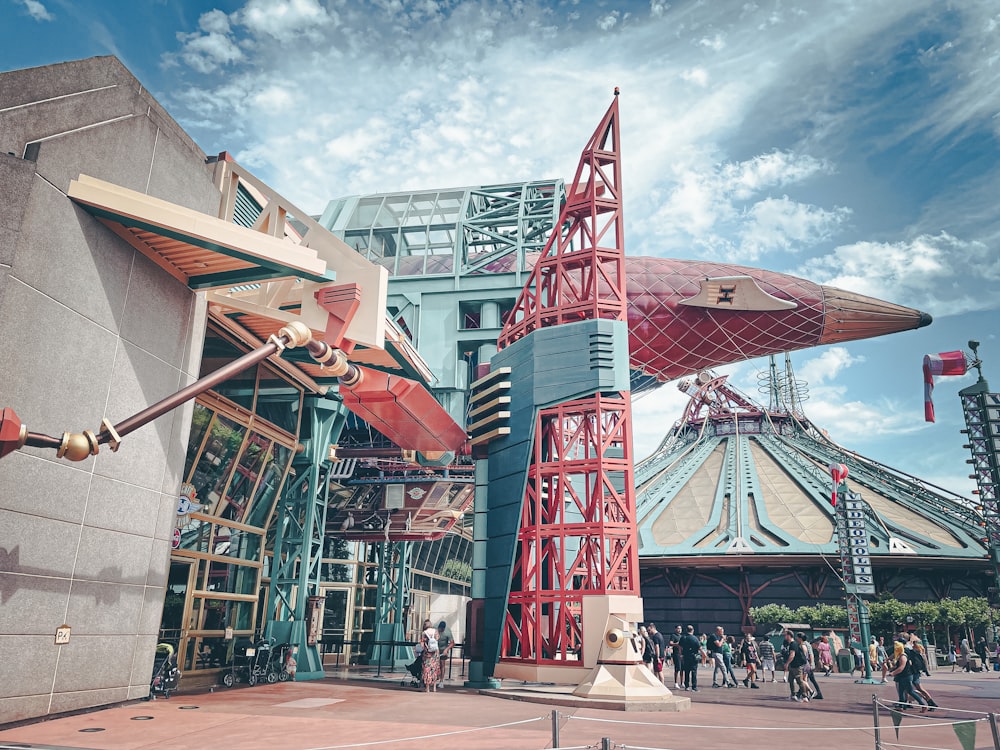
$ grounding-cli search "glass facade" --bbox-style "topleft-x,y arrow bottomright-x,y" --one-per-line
163,324 -> 301,674
162,321 -> 476,675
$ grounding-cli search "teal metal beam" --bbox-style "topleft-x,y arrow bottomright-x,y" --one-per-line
369,540 -> 414,669
265,394 -> 348,680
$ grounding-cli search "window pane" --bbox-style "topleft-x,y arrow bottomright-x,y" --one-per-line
189,414 -> 246,513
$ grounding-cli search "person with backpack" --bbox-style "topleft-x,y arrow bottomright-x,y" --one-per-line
419,619 -> 440,693
638,625 -> 655,670
889,637 -> 927,712
906,635 -> 938,710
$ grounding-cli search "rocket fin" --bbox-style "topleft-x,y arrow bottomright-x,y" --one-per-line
678,276 -> 797,312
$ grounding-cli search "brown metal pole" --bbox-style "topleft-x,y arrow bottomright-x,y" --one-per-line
102,337 -> 286,442
23,433 -> 63,449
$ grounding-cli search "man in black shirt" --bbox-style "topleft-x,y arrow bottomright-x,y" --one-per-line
679,624 -> 702,691
783,630 -> 810,702
647,623 -> 666,684
668,625 -> 683,689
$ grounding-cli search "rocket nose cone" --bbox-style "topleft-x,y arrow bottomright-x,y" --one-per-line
818,287 -> 932,345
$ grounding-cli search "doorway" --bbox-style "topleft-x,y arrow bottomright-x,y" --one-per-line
322,587 -> 353,665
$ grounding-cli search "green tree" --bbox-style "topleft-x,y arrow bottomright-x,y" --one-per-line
794,603 -> 846,629
748,603 -> 796,627
868,596 -> 909,636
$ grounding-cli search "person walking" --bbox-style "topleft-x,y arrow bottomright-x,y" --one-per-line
722,635 -> 740,687
638,625 -> 654,670
419,619 -> 440,693
947,642 -> 957,672
877,636 -> 890,682
758,637 -> 777,682
799,632 -> 824,700
889,638 -> 927,712
783,631 -> 810,702
975,637 -> 989,673
906,635 -> 938,711
710,626 -> 735,687
960,638 -> 972,671
817,635 -> 833,676
680,624 -> 702,692
740,634 -> 761,688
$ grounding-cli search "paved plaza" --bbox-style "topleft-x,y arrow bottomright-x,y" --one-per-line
2,668 -> 999,750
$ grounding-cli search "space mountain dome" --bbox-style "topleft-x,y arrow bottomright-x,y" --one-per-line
635,356 -> 992,633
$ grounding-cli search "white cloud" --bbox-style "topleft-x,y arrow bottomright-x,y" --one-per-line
699,33 -> 725,51
797,347 -> 865,386
237,0 -> 335,41
799,392 -> 926,443
632,383 -> 690,460
722,151 -> 830,201
680,67 -> 708,86
641,151 -> 843,261
650,1 -> 669,18
796,231 -> 1000,318
21,0 -> 53,21
173,10 -> 243,73
597,11 -> 619,31
738,196 -> 850,260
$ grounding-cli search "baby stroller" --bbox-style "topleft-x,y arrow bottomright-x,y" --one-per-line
222,638 -> 269,687
402,649 -> 424,689
148,643 -> 181,699
267,642 -> 294,682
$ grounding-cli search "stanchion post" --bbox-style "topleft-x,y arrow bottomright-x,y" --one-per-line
551,709 -> 559,748
871,694 -> 881,750
988,712 -> 1000,750
601,737 -> 612,750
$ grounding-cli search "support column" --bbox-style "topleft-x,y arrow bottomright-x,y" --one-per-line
265,395 -> 347,680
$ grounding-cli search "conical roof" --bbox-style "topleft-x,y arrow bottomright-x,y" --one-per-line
635,366 -> 989,565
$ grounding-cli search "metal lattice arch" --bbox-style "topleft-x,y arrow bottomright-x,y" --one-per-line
634,361 -> 993,634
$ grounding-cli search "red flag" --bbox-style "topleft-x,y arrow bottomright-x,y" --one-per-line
923,351 -> 967,422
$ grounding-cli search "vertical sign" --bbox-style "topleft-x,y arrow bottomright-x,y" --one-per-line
831,463 -> 875,674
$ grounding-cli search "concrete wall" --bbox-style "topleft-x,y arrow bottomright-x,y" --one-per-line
0,57 -> 214,724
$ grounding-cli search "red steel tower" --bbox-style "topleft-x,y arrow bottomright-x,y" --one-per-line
496,93 -> 639,666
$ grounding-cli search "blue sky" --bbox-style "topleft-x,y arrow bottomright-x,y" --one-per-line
3,0 -> 999,494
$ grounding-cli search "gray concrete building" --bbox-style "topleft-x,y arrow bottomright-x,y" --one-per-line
0,56 -> 212,723
0,57 -> 213,723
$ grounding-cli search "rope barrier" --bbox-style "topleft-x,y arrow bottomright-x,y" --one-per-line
299,715 -> 548,750
874,697 -> 995,716
566,715 -> 877,732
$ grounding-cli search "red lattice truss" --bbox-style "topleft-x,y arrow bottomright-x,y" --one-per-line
498,96 -> 639,665
499,97 -> 626,348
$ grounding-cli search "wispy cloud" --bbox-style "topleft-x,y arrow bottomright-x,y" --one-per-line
169,9 -> 243,73
151,0 -> 1000,343
638,150 -> 844,261
21,0 -> 53,21
796,231 -> 1000,318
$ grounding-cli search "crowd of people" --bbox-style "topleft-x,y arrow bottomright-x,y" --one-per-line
635,622 -> 998,706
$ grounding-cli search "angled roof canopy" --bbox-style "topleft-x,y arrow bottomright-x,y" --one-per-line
68,174 -> 334,290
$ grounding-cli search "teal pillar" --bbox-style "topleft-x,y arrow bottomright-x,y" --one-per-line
265,395 -> 347,680
369,541 -> 414,669
464,458 -> 500,688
